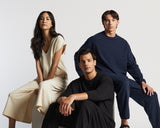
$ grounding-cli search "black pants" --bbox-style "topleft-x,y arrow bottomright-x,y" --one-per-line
42,100 -> 115,128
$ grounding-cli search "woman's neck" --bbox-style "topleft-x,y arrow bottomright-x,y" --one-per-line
42,30 -> 52,42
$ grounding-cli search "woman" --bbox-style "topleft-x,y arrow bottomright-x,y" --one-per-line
3,11 -> 68,128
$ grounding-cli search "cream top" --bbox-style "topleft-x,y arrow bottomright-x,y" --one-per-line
40,35 -> 67,80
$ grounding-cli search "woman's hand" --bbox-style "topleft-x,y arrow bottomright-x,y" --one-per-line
36,60 -> 43,82
47,46 -> 65,80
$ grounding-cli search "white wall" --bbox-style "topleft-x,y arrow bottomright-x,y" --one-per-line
0,0 -> 160,127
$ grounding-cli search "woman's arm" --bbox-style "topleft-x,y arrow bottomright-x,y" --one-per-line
36,59 -> 43,83
47,45 -> 65,80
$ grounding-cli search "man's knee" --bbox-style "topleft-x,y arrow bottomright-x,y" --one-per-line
146,92 -> 158,102
120,79 -> 129,89
153,92 -> 158,98
80,100 -> 96,113
45,102 -> 59,117
81,100 -> 94,106
115,76 -> 129,87
115,78 -> 130,94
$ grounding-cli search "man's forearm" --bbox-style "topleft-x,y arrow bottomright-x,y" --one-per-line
69,92 -> 88,101
58,93 -> 88,116
57,93 -> 88,105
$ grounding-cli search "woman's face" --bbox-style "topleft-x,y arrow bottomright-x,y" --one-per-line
39,12 -> 52,31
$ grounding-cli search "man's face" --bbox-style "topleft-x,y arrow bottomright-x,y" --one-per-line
79,53 -> 96,74
103,14 -> 119,33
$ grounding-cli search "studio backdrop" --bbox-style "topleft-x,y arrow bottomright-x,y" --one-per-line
0,0 -> 160,127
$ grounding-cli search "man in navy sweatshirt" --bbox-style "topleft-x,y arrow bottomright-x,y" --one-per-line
74,10 -> 160,128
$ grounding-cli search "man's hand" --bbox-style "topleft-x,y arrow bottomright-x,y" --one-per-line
141,81 -> 154,96
59,95 -> 75,116
58,93 -> 88,116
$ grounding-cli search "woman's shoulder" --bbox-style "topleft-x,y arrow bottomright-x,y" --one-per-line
50,35 -> 66,53
51,35 -> 65,45
53,35 -> 64,41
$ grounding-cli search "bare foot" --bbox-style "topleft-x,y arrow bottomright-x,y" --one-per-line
121,119 -> 129,128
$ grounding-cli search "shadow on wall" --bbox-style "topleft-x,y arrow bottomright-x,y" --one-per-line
32,106 -> 44,128
32,106 -> 65,128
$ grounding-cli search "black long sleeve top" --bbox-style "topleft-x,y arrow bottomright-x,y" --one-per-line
61,72 -> 114,122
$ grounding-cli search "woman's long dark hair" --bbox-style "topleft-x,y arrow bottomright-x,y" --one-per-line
31,11 -> 61,60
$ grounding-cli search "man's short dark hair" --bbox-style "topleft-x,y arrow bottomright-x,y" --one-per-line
102,10 -> 119,22
78,48 -> 96,63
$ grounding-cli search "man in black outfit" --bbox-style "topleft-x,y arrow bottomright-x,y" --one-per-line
42,48 -> 115,128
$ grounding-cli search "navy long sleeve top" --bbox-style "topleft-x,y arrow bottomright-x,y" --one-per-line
74,31 -> 145,84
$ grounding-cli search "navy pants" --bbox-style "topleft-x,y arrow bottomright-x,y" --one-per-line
113,75 -> 160,128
